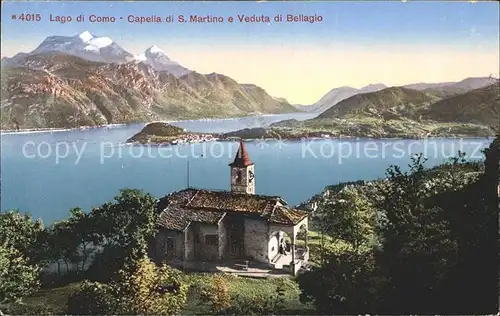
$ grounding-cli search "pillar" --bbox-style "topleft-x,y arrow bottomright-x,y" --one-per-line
290,232 -> 297,276
305,225 -> 309,262
183,230 -> 188,271
305,226 -> 309,249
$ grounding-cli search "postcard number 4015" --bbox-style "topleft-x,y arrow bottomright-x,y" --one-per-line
16,13 -> 42,22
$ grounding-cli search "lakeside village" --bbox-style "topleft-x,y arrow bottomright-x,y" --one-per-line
167,132 -> 219,145
125,122 -> 341,147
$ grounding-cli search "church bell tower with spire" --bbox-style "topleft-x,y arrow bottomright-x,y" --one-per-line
229,140 -> 255,194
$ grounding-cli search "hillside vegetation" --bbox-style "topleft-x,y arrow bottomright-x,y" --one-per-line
272,84 -> 499,138
423,83 -> 500,126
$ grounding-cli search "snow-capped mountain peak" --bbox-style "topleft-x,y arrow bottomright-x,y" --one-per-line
18,31 -> 131,63
134,45 -> 191,77
83,36 -> 113,52
75,31 -> 114,52
146,45 -> 165,55
3,31 -> 191,77
134,53 -> 147,62
78,31 -> 94,42
144,45 -> 171,61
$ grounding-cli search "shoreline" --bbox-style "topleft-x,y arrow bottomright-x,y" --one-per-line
2,119 -> 495,142
0,123 -> 136,136
0,112 -> 307,136
126,134 -> 494,147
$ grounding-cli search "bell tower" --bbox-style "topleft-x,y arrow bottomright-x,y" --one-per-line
229,140 -> 255,194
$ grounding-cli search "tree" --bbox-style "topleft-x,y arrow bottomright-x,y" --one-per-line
0,210 -> 44,263
67,256 -> 188,315
317,186 -> 376,250
0,243 -> 40,304
91,188 -> 158,253
64,208 -> 99,271
483,134 -> 499,199
375,154 -> 460,313
47,208 -> 98,273
297,250 -> 381,314
86,189 -> 158,281
44,218 -> 84,274
297,152 -> 491,314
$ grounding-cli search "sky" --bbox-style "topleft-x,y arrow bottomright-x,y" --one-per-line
1,1 -> 499,105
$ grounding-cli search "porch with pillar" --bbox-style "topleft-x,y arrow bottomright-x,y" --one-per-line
268,217 -> 309,276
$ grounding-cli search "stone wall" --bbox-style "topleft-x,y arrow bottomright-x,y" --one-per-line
155,229 -> 184,261
186,226 -> 194,260
218,217 -> 228,259
192,222 -> 219,261
244,218 -> 269,263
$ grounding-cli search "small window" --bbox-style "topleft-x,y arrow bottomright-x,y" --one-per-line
205,235 -> 218,246
236,170 -> 242,184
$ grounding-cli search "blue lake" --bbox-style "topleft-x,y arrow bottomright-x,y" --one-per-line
0,113 -> 493,224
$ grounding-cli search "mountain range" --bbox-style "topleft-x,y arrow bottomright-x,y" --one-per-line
273,82 -> 499,138
298,77 -> 496,114
1,31 -> 498,134
0,32 -> 297,130
2,31 -> 191,77
313,81 -> 499,125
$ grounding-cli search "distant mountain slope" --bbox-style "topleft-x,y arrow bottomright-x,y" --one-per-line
404,77 -> 496,98
298,77 -> 496,114
0,53 -> 297,130
423,83 -> 500,127
316,87 -> 439,120
298,83 -> 387,113
271,82 -> 498,138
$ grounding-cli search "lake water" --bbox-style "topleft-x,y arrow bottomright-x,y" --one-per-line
0,113 -> 492,224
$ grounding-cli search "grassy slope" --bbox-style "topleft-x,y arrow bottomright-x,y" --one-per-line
184,274 -> 314,314
316,87 -> 439,120
2,268 -> 317,315
2,229 -> 337,315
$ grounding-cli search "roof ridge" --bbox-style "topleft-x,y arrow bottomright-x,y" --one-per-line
264,201 -> 279,219
185,189 -> 201,207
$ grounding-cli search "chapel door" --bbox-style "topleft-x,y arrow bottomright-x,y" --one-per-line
228,217 -> 245,258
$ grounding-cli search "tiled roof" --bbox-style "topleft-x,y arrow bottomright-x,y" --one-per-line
159,206 -> 225,231
186,190 -> 278,214
229,140 -> 253,167
268,206 -> 308,226
157,189 -> 308,230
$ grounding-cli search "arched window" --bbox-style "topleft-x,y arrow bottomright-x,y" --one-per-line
236,169 -> 242,184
